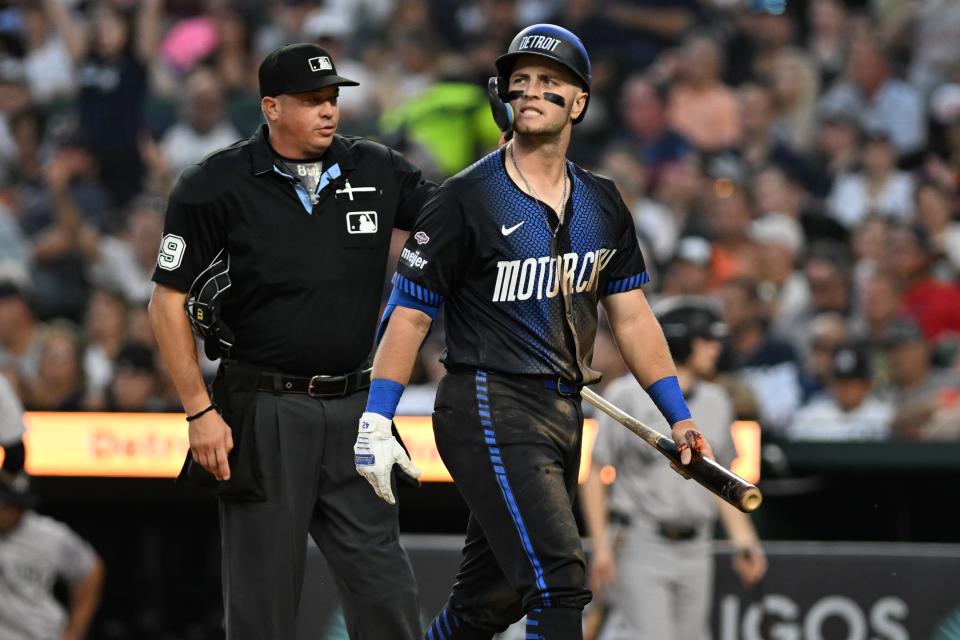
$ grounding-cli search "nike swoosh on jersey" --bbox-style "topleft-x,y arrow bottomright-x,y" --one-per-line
501,221 -> 525,236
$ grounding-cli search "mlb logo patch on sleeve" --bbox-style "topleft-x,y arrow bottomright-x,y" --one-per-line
346,211 -> 378,234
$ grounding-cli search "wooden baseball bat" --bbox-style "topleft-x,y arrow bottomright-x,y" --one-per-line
581,387 -> 762,513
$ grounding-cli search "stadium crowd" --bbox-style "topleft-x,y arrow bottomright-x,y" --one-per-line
1,0 -> 960,445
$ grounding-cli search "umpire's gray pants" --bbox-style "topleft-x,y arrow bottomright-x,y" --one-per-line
602,520 -> 712,640
218,388 -> 421,640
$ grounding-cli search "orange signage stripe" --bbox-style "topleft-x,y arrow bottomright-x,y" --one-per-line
730,420 -> 762,484
8,413 -> 600,482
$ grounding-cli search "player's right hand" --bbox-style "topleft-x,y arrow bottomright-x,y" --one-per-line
354,412 -> 422,505
188,410 -> 234,481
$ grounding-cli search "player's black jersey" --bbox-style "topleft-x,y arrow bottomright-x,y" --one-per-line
394,147 -> 648,383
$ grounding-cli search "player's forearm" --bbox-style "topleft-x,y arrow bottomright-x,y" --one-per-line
579,467 -> 610,549
148,284 -> 210,415
371,306 -> 433,386
604,291 -> 677,387
717,498 -> 760,550
64,557 -> 104,640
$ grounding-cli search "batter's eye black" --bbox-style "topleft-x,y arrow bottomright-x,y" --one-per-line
505,90 -> 524,101
543,92 -> 566,107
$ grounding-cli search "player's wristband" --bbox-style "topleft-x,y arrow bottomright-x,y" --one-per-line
365,379 -> 405,420
646,376 -> 692,426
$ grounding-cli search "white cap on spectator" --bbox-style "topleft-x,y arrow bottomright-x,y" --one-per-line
674,236 -> 712,267
302,10 -> 352,40
930,83 -> 960,125
749,213 -> 805,255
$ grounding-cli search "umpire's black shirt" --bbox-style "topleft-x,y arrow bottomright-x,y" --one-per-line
152,124 -> 434,375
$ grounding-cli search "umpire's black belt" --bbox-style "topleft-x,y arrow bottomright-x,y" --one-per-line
253,367 -> 371,398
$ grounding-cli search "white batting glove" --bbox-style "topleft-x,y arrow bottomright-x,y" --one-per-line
354,412 -> 422,505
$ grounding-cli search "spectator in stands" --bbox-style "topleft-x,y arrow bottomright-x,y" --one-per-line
883,319 -> 960,440
0,174 -> 27,286
596,0 -> 700,71
801,311 -> 850,400
301,9 -> 376,125
904,0 -> 960,96
610,74 -> 692,184
813,108 -> 864,196
828,128 -> 915,229
82,288 -> 129,410
378,55 -> 501,177
0,283 -> 40,382
160,67 -> 240,179
90,194 -> 165,306
0,473 -> 104,640
818,32 -> 925,157
25,321 -> 85,411
666,32 -> 742,152
807,0 -> 850,86
706,181 -> 759,287
770,48 -> 821,154
0,62 -> 33,168
720,277 -> 804,433
749,212 -> 809,335
851,215 -> 893,297
22,131 -> 102,323
853,270 -> 904,346
914,178 -> 960,275
737,82 -> 806,181
659,236 -> 713,299
599,147 -> 676,265
788,342 -> 893,440
105,341 -> 160,412
43,0 -> 163,207
20,2 -> 75,105
890,223 -> 960,341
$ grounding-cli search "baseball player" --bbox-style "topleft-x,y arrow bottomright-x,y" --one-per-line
149,44 -> 433,639
0,374 -> 26,474
353,25 -> 715,639
0,473 -> 104,640
581,298 -> 766,640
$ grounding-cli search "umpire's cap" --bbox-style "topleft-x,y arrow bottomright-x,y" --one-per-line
655,296 -> 728,364
259,43 -> 359,98
495,24 -> 591,123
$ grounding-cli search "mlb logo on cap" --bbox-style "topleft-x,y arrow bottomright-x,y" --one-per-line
309,56 -> 332,72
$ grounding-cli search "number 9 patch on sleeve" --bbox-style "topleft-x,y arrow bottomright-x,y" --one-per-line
157,234 -> 186,270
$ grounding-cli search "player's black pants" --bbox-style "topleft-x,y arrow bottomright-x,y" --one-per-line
212,362 -> 421,640
426,368 -> 592,639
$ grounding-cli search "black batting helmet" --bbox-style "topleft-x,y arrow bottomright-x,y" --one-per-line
655,297 -> 728,364
494,23 -> 592,124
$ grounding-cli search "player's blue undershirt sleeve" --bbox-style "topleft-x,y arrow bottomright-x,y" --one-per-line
374,273 -> 443,344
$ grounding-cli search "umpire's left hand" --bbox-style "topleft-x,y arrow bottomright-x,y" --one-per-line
189,411 -> 234,481
354,412 -> 421,505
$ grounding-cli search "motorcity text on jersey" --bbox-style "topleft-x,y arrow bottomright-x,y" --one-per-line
492,248 -> 616,302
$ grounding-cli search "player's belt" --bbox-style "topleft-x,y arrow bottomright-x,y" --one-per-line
255,367 -> 372,398
657,523 -> 700,541
543,377 -> 582,397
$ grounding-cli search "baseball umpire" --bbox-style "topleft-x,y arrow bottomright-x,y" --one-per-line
581,297 -> 766,639
353,25 -> 714,639
149,43 -> 433,640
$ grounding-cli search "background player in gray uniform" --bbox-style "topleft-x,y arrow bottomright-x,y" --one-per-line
0,474 -> 104,640
354,25 -> 715,640
581,298 -> 766,640
0,375 -> 26,474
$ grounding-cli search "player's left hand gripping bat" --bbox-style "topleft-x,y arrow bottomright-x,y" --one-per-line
581,387 -> 762,513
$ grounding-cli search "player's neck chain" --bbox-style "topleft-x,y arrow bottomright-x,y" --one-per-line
509,143 -> 568,236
